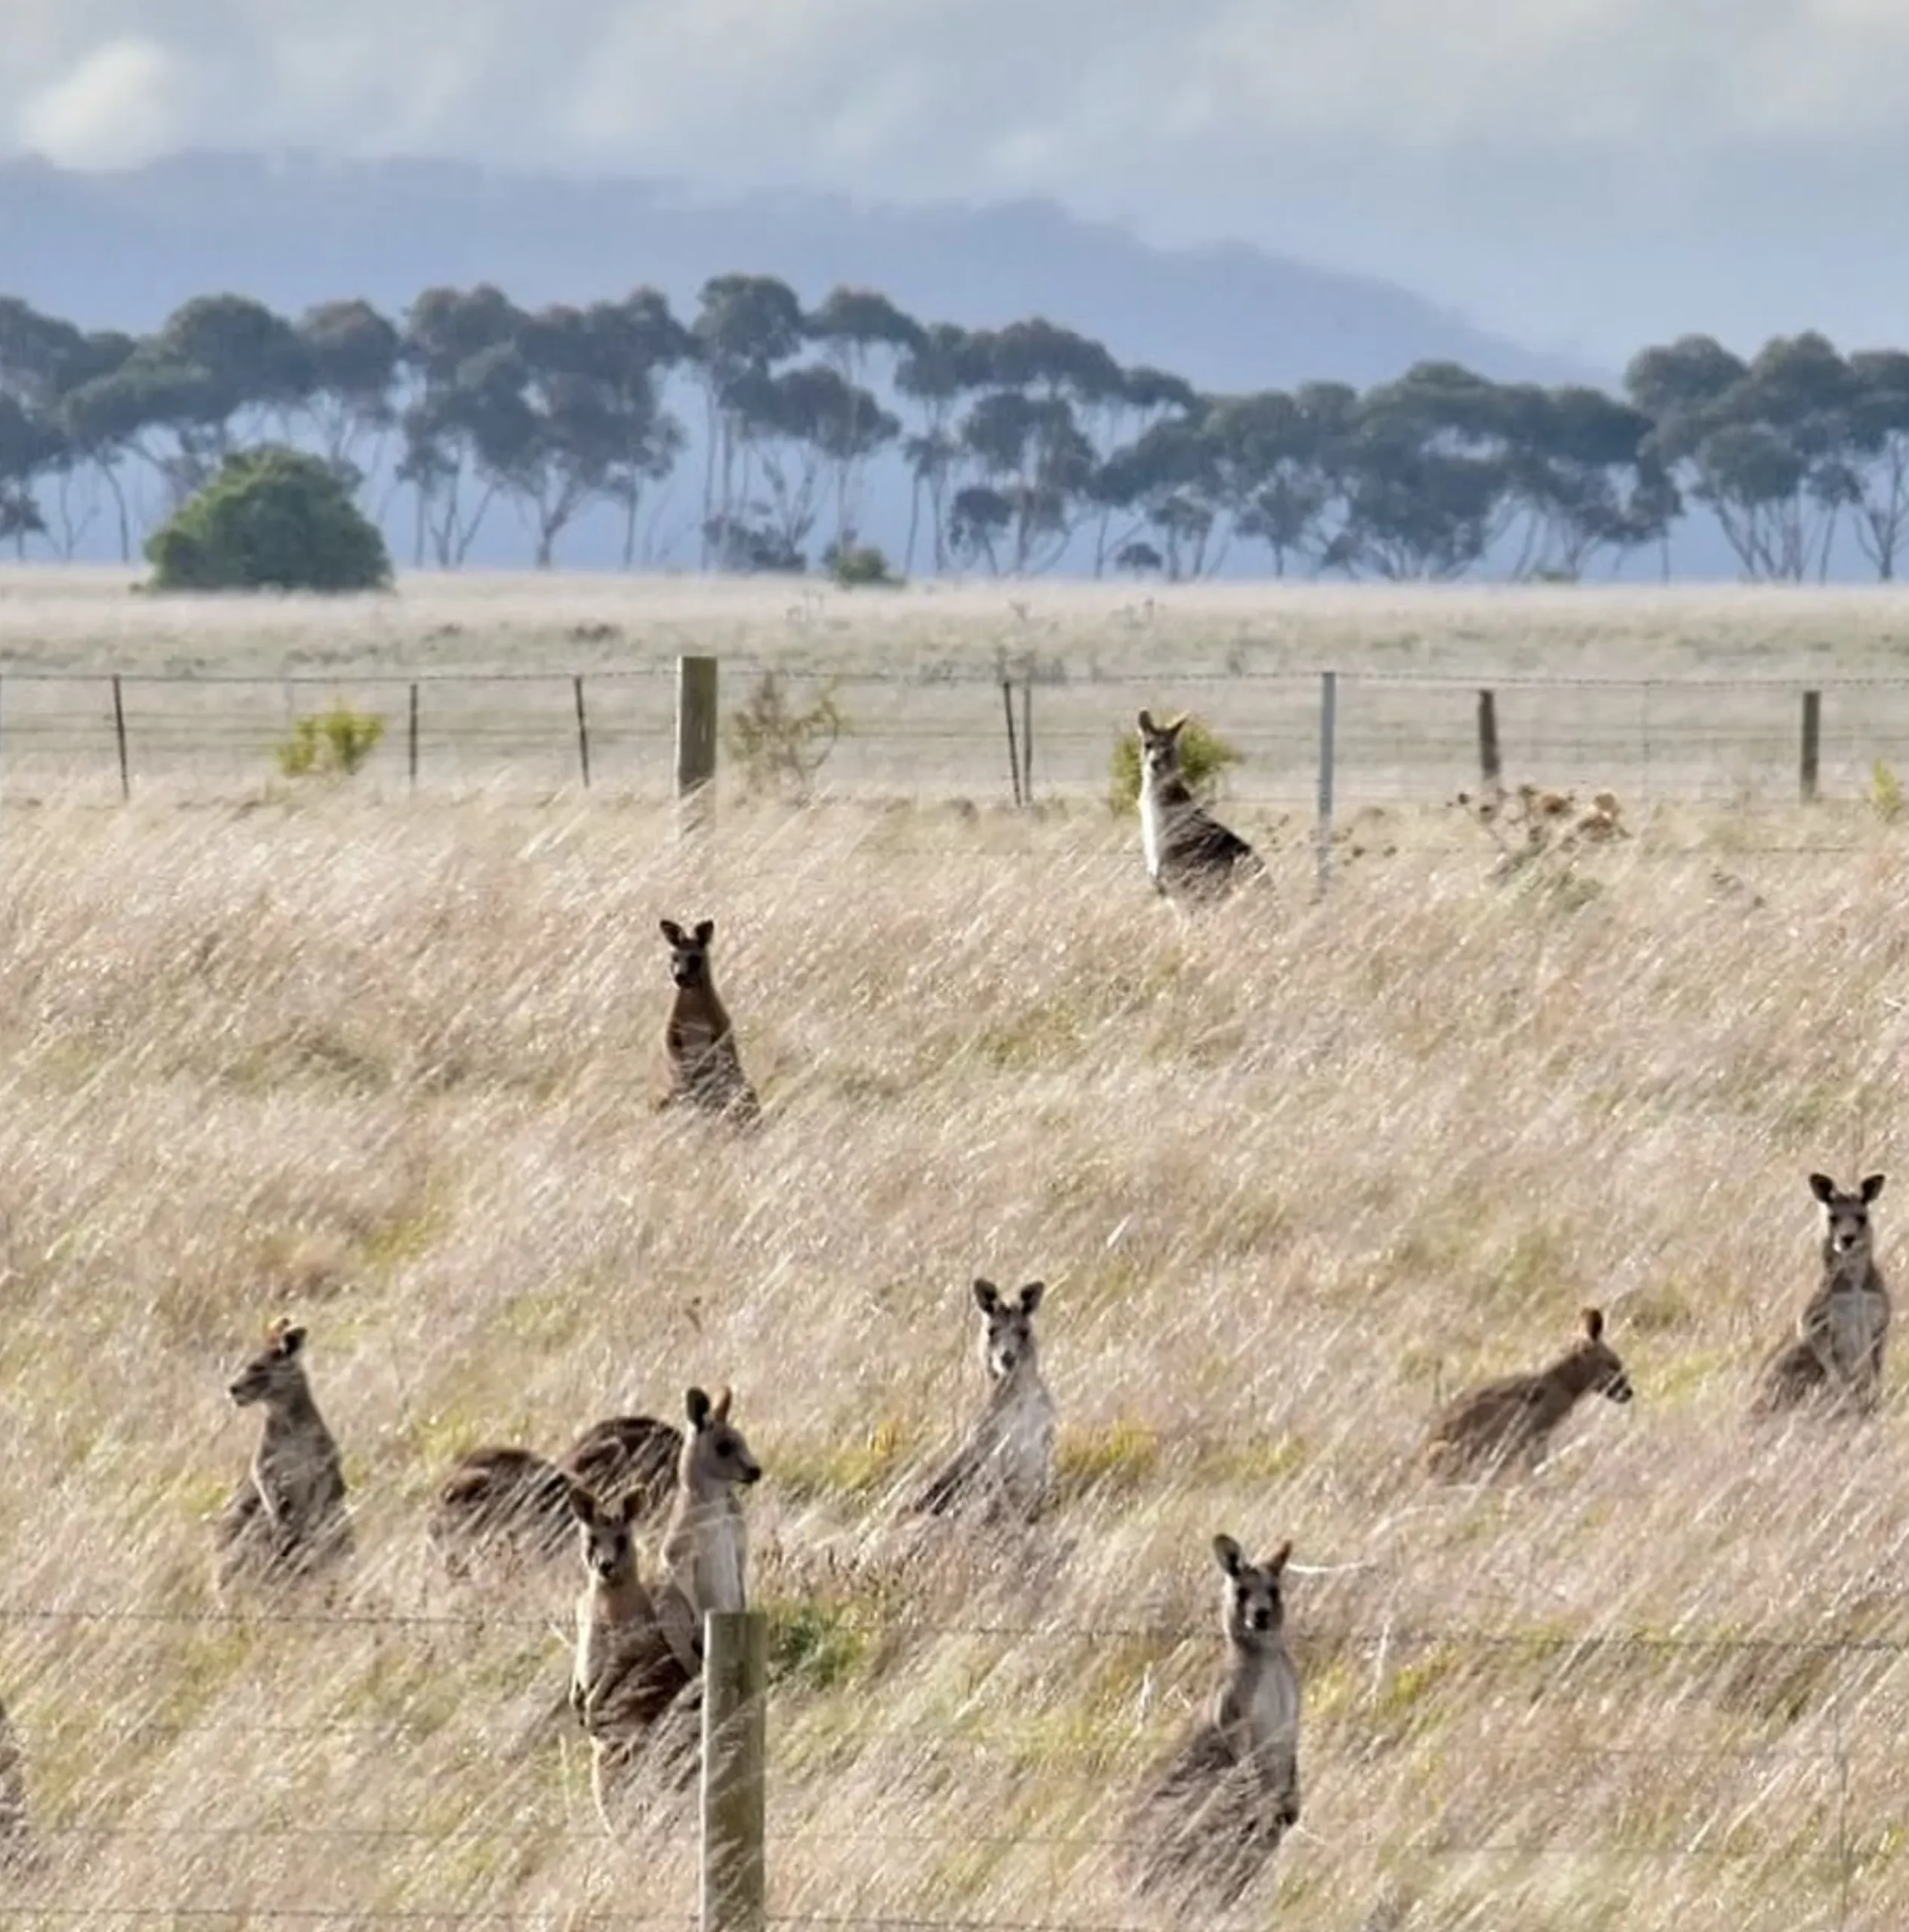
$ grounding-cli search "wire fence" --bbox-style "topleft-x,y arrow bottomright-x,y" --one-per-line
5,663 -> 1909,822
2,1600 -> 1904,1929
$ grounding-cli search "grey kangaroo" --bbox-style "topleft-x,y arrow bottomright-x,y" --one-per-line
655,1386 -> 763,1675
1755,1171 -> 1891,1417
908,1279 -> 1057,1524
214,1319 -> 352,1592
1135,709 -> 1262,902
1131,1534 -> 1303,1909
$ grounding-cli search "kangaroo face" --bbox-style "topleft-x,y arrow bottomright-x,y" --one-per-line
684,1386 -> 762,1487
1812,1171 -> 1884,1266
972,1278 -> 1044,1380
1135,710 -> 1185,786
1575,1306 -> 1634,1404
227,1321 -> 308,1407
1213,1534 -> 1290,1642
659,918 -> 716,990
567,1485 -> 641,1584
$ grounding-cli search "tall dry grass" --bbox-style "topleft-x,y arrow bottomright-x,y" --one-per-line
2,785 -> 1907,1930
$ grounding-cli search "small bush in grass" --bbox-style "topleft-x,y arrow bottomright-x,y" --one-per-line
275,706 -> 386,779
724,669 -> 845,801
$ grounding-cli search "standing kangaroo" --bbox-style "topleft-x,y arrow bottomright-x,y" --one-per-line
1135,710 -> 1261,902
214,1319 -> 352,1592
908,1279 -> 1058,1524
656,918 -> 761,1123
655,1386 -> 763,1674
1422,1306 -> 1634,1481
1755,1172 -> 1891,1417
1131,1534 -> 1303,1909
567,1483 -> 699,1830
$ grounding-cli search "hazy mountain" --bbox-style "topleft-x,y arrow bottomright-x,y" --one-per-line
0,149 -> 1609,395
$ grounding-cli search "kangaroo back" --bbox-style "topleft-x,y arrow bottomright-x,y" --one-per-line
428,1444 -> 576,1579
558,1413 -> 684,1524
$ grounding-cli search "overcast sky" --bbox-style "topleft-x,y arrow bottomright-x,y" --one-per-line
5,1 -> 1907,367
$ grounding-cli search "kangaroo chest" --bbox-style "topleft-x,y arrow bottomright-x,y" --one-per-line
985,1380 -> 1056,1497
684,1504 -> 747,1614
257,1420 -> 337,1521
1229,1652 -> 1302,1754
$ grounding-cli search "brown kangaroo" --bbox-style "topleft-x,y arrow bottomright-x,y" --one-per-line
213,1319 -> 352,1592
567,1483 -> 699,1832
1130,1534 -> 1303,1909
558,1413 -> 684,1524
1422,1306 -> 1634,1481
1136,709 -> 1261,903
656,918 -> 760,1122
428,1445 -> 578,1580
1755,1172 -> 1891,1417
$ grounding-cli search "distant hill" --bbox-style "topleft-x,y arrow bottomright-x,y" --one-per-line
0,150 -> 1608,395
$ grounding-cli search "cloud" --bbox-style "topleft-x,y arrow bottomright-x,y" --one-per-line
17,35 -> 192,170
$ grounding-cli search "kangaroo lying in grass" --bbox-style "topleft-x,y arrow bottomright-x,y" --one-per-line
1135,709 -> 1262,903
1754,1171 -> 1891,1417
1130,1534 -> 1302,1909
567,1483 -> 699,1832
1422,1306 -> 1634,1481
213,1318 -> 352,1593
656,918 -> 761,1123
908,1279 -> 1057,1524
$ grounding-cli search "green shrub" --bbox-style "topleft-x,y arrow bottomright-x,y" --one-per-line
724,669 -> 845,801
146,445 -> 392,593
824,542 -> 901,589
275,706 -> 386,780
1108,712 -> 1242,814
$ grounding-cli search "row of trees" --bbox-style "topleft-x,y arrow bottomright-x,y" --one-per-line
2,278 -> 1907,582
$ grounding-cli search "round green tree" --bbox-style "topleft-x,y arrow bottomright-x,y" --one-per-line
145,445 -> 392,592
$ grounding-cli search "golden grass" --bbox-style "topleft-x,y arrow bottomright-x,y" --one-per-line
1,757 -> 1907,1930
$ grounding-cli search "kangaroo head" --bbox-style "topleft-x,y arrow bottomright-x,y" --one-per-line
1135,709 -> 1186,784
1213,1533 -> 1291,1644
1570,1306 -> 1634,1405
971,1278 -> 1045,1380
681,1385 -> 762,1491
1810,1171 -> 1884,1268
659,918 -> 717,989
566,1482 -> 642,1584
227,1318 -> 309,1407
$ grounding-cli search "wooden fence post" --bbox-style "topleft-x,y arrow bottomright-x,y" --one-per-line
1800,689 -> 1821,803
676,655 -> 718,831
1477,688 -> 1502,793
407,682 -> 420,792
1019,675 -> 1034,805
111,674 -> 130,801
700,1610 -> 767,1932
1000,676 -> 1022,808
1314,669 -> 1338,898
573,674 -> 592,790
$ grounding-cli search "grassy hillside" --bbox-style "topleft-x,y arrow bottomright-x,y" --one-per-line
2,765 -> 1907,1929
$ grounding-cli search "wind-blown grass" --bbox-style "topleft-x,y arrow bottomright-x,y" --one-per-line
1,774 -> 1907,1929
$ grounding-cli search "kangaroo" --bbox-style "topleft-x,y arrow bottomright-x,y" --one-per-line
655,1386 -> 763,1675
1135,709 -> 1262,902
0,1697 -> 27,1867
1422,1306 -> 1634,1481
908,1279 -> 1058,1524
567,1482 -> 699,1830
558,1413 -> 684,1526
1755,1172 -> 1891,1417
656,918 -> 760,1123
1131,1534 -> 1302,1909
214,1318 -> 352,1592
428,1445 -> 578,1580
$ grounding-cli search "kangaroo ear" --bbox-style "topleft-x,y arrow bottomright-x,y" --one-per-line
619,1489 -> 644,1524
1018,1281 -> 1047,1315
660,919 -> 684,945
565,1481 -> 596,1524
1861,1173 -> 1886,1202
1213,1534 -> 1245,1578
277,1324 -> 308,1358
1266,1540 -> 1293,1575
1582,1307 -> 1604,1342
1136,709 -> 1156,733
971,1278 -> 1002,1315
694,919 -> 715,946
711,1385 -> 733,1423
1809,1172 -> 1837,1204
685,1386 -> 712,1429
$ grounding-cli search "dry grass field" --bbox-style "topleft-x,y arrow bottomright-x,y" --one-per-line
4,574 -> 1909,1931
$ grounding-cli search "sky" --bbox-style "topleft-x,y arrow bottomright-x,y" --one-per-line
5,0 -> 1909,367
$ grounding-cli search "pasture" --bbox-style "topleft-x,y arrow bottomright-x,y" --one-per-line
3,571 -> 1909,1931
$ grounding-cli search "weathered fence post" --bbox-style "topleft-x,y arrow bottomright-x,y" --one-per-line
1800,689 -> 1821,804
1019,674 -> 1034,805
1314,669 -> 1338,898
701,1610 -> 767,1932
407,682 -> 420,792
573,674 -> 592,790
1000,675 -> 1023,808
110,674 -> 130,801
676,655 -> 718,832
1477,688 -> 1502,793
